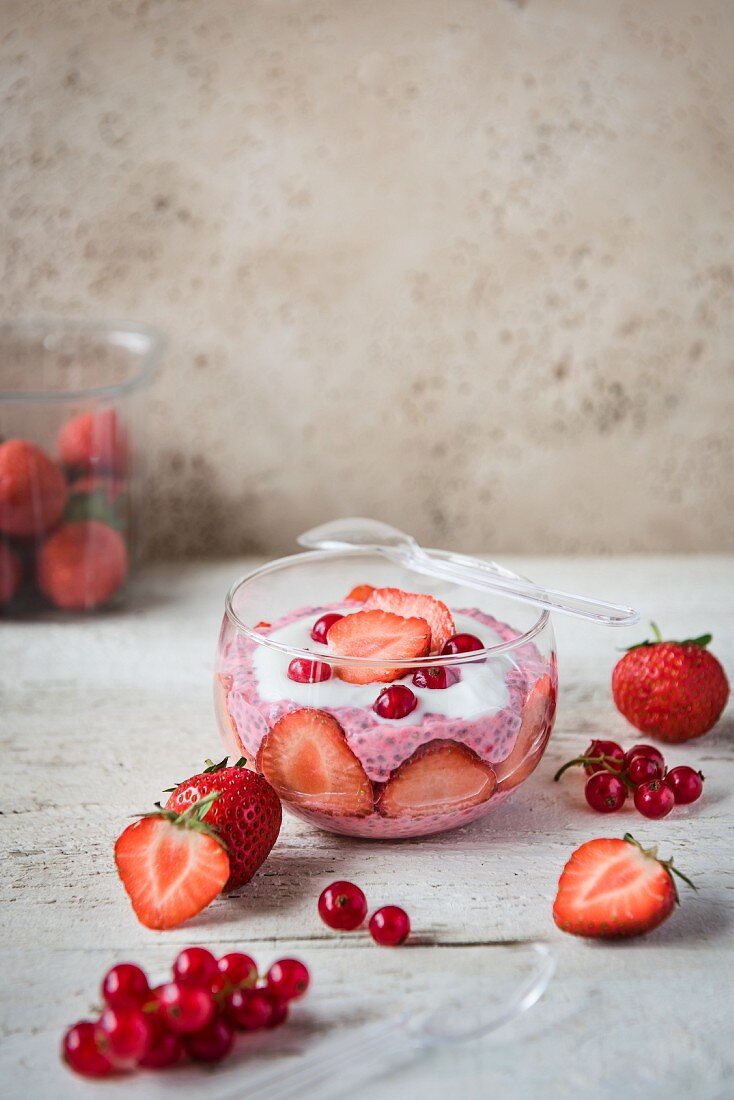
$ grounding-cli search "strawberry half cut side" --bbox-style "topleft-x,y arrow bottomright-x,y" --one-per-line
363,587 -> 455,654
258,708 -> 374,816
378,739 -> 497,818
552,834 -> 695,939
326,609 -> 431,685
114,792 -> 230,931
495,673 -> 556,792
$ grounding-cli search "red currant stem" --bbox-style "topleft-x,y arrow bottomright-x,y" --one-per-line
553,755 -> 622,782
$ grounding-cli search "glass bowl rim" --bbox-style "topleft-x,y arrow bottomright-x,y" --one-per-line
0,317 -> 165,402
224,548 -> 551,668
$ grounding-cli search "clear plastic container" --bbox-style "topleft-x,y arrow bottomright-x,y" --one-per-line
0,319 -> 163,615
215,549 -> 558,839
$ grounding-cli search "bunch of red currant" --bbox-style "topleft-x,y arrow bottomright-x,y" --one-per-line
318,880 -> 411,945
554,739 -> 704,819
62,947 -> 309,1079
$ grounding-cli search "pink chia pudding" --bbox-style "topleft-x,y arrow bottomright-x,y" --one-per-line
215,594 -> 557,839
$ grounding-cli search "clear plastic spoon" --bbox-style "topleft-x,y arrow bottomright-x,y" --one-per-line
216,942 -> 556,1100
298,517 -> 639,627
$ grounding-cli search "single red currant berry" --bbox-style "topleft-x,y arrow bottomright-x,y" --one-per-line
158,981 -> 215,1034
412,666 -> 461,690
664,766 -> 704,805
266,958 -> 310,1002
626,754 -> 664,786
287,657 -> 332,683
440,633 -> 485,661
373,684 -> 418,720
138,1029 -> 182,1070
267,997 -> 289,1029
184,1016 -> 234,1063
225,988 -> 276,1031
101,962 -> 149,1009
583,739 -> 625,776
173,946 -> 218,986
634,779 -> 675,819
369,906 -> 411,946
311,613 -> 343,644
62,1021 -> 114,1078
624,744 -> 665,772
318,880 -> 368,931
98,1006 -> 151,1065
584,771 -> 627,813
217,951 -> 258,990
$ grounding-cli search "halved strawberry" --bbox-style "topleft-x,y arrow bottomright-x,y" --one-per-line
363,587 -> 455,653
326,609 -> 431,685
345,584 -> 375,601
495,673 -> 556,792
258,708 -> 373,816
553,834 -> 694,939
114,792 -> 230,930
378,740 -> 496,817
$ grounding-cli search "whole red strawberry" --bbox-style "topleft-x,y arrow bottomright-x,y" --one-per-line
165,758 -> 281,891
612,623 -> 729,743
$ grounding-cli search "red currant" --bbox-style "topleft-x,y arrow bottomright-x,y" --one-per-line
583,739 -> 625,776
138,1028 -> 182,1070
318,880 -> 368,931
287,657 -> 331,683
101,962 -> 149,1009
634,779 -> 675,819
98,1006 -> 151,1065
62,1021 -> 114,1078
184,1016 -> 234,1063
412,666 -> 460,690
266,958 -> 310,1002
216,951 -> 257,990
440,633 -> 485,660
173,946 -> 218,986
267,997 -> 289,1029
158,981 -> 215,1034
373,684 -> 417,720
369,905 -> 410,946
311,613 -> 343,644
664,766 -> 704,805
584,771 -> 627,813
226,987 -> 276,1031
626,754 -> 664,786
625,744 -> 665,772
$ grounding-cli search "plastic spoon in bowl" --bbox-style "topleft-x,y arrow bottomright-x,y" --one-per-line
216,942 -> 556,1100
298,517 -> 638,627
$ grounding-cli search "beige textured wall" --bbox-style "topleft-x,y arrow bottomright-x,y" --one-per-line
2,0 -> 733,557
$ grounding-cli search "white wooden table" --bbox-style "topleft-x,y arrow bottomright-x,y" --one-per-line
2,556 -> 733,1100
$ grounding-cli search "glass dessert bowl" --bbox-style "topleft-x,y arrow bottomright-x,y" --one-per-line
215,550 -> 557,839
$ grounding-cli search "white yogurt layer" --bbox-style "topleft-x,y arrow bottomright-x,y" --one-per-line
251,610 -> 511,723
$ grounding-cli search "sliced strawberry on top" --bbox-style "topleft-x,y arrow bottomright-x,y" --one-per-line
345,584 -> 375,602
363,587 -> 455,654
326,609 -> 431,685
495,673 -> 556,792
378,739 -> 496,818
553,834 -> 694,939
114,792 -> 230,931
258,708 -> 373,816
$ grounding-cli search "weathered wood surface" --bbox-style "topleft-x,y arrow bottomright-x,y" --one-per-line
2,556 -> 733,1099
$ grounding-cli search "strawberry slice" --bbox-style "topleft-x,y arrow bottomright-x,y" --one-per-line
495,673 -> 556,792
258,708 -> 373,815
114,792 -> 230,930
363,587 -> 455,653
553,834 -> 695,939
378,740 -> 496,817
345,584 -> 375,601
326,609 -> 431,685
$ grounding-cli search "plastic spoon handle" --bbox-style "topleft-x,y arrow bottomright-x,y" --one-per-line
298,518 -> 639,627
